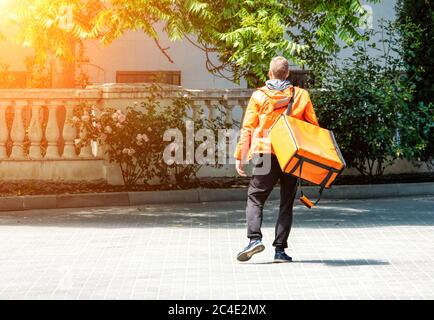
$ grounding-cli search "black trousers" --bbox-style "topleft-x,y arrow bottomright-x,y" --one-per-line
246,154 -> 298,248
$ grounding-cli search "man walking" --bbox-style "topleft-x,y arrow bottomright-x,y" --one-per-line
234,56 -> 319,263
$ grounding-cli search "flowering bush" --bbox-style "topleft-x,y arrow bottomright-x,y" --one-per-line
75,85 -> 232,187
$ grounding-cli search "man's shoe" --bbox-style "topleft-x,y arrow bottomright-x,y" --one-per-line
274,251 -> 293,263
236,240 -> 265,262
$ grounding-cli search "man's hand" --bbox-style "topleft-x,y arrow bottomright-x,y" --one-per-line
236,159 -> 247,177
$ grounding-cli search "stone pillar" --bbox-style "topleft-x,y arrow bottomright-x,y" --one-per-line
10,100 -> 26,159
62,101 -> 78,159
0,101 -> 9,159
45,101 -> 60,159
28,101 -> 44,159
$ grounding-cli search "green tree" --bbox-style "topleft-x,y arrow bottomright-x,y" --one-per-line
396,0 -> 434,104
4,0 -> 106,87
3,0 -> 380,87
396,0 -> 434,166
312,21 -> 433,176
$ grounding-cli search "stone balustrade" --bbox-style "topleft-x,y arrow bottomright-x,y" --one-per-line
88,83 -> 253,127
0,84 -> 430,184
0,84 -> 253,183
0,89 -> 102,161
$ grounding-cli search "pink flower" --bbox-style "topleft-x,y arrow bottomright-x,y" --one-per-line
100,133 -> 107,141
116,123 -> 124,128
118,114 -> 126,123
136,133 -> 149,143
105,126 -> 112,134
95,123 -> 102,130
81,114 -> 90,122
147,127 -> 152,132
122,148 -> 136,156
112,112 -> 119,121
72,116 -> 79,123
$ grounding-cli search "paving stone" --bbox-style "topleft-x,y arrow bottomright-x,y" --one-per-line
0,196 -> 432,299
129,190 -> 199,205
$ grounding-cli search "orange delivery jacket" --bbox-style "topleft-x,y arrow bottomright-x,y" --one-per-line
234,85 -> 319,161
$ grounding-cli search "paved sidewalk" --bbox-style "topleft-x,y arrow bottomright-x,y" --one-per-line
0,196 -> 433,300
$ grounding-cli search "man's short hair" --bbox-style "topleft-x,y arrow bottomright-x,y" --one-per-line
269,56 -> 289,80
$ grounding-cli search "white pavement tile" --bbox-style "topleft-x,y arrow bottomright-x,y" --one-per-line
0,196 -> 433,299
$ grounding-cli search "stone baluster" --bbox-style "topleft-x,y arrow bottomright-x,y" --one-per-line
205,100 -> 215,120
95,138 -> 105,158
28,101 -> 44,159
190,100 -> 200,121
62,101 -> 78,159
197,99 -> 212,121
93,107 -> 105,159
78,115 -> 93,158
45,100 -> 60,159
0,101 -> 9,159
10,100 -> 26,159
223,96 -> 235,127
236,98 -> 249,129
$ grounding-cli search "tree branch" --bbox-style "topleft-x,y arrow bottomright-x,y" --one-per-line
153,38 -> 174,63
183,34 -> 235,81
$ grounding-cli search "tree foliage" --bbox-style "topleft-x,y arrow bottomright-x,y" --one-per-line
396,0 -> 434,104
312,21 -> 434,176
3,0 -> 380,87
396,0 -> 434,166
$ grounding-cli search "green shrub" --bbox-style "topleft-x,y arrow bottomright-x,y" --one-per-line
312,21 -> 433,176
396,0 -> 434,166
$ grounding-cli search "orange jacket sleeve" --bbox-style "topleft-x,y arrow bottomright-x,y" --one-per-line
301,91 -> 319,126
234,94 -> 260,161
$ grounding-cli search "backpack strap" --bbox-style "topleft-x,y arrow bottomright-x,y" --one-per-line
297,159 -> 325,209
285,86 -> 296,116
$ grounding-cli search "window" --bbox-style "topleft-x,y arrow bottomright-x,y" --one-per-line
116,71 -> 181,86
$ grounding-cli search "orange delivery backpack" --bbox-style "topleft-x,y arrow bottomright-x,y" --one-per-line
268,88 -> 346,208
